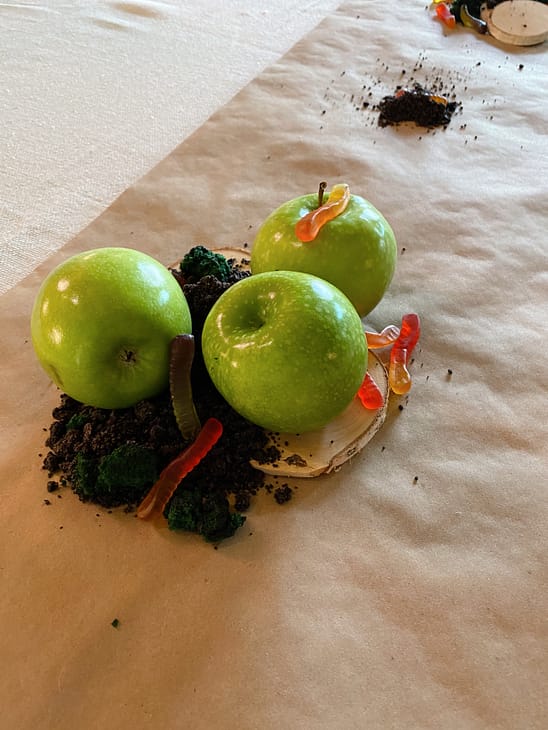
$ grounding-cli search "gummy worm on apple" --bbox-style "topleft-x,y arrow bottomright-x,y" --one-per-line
295,183 -> 351,242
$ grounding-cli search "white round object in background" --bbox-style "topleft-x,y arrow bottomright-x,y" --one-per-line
485,0 -> 548,46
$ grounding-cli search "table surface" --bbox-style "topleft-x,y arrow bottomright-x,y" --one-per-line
1,2 -> 547,729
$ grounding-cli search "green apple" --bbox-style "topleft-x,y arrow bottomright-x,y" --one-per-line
31,247 -> 192,409
251,187 -> 397,317
202,270 -> 367,433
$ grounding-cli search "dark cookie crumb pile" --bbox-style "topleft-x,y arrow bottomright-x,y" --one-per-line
41,250 -> 291,543
377,84 -> 459,129
274,485 -> 293,505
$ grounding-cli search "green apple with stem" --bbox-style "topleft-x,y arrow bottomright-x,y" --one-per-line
31,247 -> 192,409
251,183 -> 397,318
202,270 -> 367,433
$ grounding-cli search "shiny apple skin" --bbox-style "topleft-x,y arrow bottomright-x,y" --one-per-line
31,247 -> 192,408
202,270 -> 367,434
251,192 -> 397,317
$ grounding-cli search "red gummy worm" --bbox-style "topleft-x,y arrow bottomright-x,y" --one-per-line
388,314 -> 421,395
357,372 -> 385,410
137,417 -> 223,521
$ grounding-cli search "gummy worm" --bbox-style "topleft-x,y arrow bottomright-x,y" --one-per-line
137,417 -> 223,521
295,183 -> 351,242
389,314 -> 421,395
169,334 -> 201,441
357,372 -> 385,410
365,324 -> 400,350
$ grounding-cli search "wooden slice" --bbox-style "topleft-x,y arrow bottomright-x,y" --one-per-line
483,0 -> 548,46
175,246 -> 390,478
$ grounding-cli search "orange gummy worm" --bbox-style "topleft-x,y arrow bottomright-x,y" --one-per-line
364,324 -> 401,350
295,183 -> 351,242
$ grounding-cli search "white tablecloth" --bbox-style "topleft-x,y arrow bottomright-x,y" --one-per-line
0,0 -> 339,295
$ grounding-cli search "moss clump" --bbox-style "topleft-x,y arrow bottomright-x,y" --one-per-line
179,245 -> 232,283
73,444 -> 158,507
66,413 -> 88,431
74,453 -> 99,499
166,486 -> 246,543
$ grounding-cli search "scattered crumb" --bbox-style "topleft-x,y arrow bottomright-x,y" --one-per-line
274,485 -> 293,504
284,454 -> 308,467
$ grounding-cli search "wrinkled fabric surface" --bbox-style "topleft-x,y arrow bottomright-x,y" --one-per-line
1,2 -> 547,728
0,0 -> 339,295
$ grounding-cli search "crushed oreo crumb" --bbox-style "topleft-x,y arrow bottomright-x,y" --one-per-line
377,84 -> 459,128
274,485 -> 293,504
284,453 -> 308,468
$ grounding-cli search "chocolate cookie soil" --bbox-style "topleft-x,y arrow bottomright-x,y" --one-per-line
377,84 -> 459,128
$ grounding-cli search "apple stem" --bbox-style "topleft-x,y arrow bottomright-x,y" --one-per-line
318,181 -> 327,208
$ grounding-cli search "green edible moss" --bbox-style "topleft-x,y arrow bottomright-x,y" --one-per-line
166,486 -> 245,543
66,413 -> 88,431
74,453 -> 99,499
97,444 -> 158,491
73,444 -> 158,506
179,245 -> 231,283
